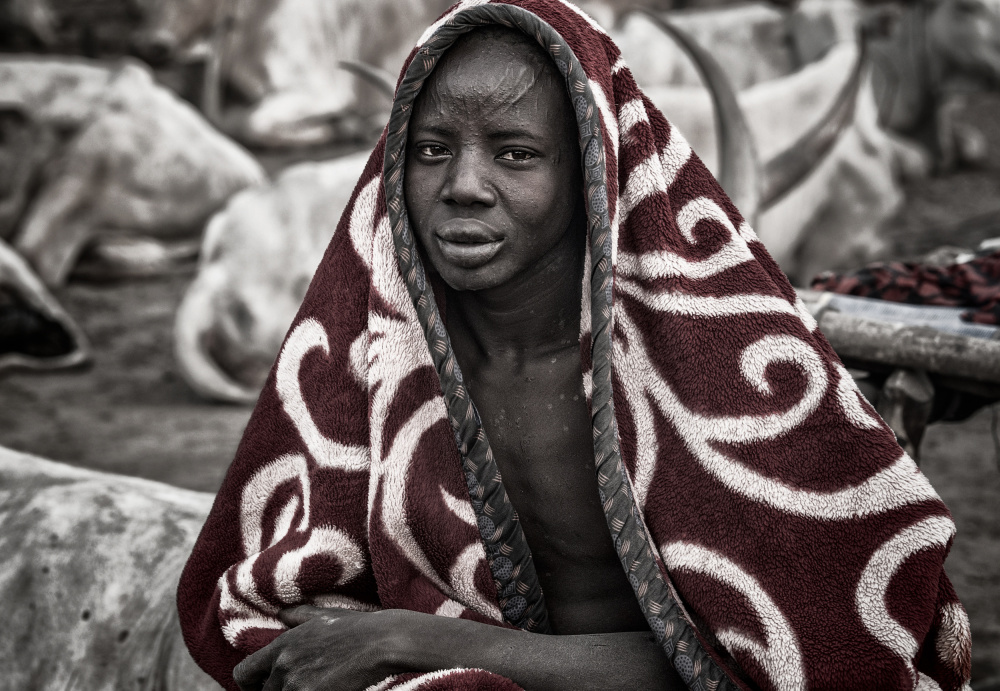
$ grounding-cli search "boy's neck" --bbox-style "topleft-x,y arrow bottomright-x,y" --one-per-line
445,222 -> 585,361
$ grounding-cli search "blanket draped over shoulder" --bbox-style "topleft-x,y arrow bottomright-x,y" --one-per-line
177,2 -> 972,689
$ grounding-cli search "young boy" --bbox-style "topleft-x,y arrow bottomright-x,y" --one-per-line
178,3 -> 971,690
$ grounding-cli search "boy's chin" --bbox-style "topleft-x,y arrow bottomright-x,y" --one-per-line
437,264 -> 512,293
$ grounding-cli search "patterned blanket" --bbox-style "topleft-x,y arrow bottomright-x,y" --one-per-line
177,2 -> 972,689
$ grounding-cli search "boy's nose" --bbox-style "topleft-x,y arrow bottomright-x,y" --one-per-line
442,153 -> 496,207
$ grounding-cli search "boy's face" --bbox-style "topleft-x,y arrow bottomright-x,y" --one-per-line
404,32 -> 582,293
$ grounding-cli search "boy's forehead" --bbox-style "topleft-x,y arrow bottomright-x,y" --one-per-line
445,25 -> 552,69
413,29 -> 571,127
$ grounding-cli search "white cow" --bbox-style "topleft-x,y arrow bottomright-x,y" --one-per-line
0,56 -> 265,286
174,152 -> 371,403
613,5 -> 929,284
599,2 -> 797,90
0,445 -> 215,688
131,0 -> 456,147
620,0 -> 1000,171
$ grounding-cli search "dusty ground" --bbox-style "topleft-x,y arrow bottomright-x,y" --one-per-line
1,94 -> 999,686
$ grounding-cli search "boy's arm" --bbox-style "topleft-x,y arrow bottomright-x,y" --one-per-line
233,605 -> 687,691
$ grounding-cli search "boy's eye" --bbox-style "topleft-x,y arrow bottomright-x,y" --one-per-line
417,144 -> 449,158
498,150 -> 535,162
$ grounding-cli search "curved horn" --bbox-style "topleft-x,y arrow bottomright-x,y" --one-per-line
637,10 -> 762,224
338,60 -> 397,99
760,41 -> 867,209
0,238 -> 90,372
173,269 -> 259,405
200,0 -> 238,124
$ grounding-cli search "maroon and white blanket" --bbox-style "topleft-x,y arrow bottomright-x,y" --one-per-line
178,2 -> 972,689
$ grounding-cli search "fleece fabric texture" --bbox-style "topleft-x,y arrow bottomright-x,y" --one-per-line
176,2 -> 972,690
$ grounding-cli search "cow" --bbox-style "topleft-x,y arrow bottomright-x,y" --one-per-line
591,2 -> 798,90
610,6 -> 930,285
0,445 -> 216,688
174,152 -> 370,403
605,0 -> 1000,170
130,0 -> 457,147
755,76 -> 925,285
0,238 -> 89,373
866,0 -> 1000,170
0,56 -> 265,286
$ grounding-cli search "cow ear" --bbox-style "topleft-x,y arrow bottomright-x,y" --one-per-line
0,239 -> 90,373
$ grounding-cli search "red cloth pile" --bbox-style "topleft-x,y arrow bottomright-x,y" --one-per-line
812,249 -> 1000,324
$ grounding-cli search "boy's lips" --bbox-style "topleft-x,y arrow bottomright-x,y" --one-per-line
434,220 -> 504,269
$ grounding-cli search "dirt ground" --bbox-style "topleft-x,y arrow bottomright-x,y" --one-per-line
2,93 -> 999,686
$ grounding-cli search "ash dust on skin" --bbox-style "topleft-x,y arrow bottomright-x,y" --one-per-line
0,92 -> 998,686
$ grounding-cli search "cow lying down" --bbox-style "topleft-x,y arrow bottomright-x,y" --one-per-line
0,238 -> 88,372
0,56 -> 265,286
174,151 -> 370,404
130,0 -> 456,148
0,445 -> 216,689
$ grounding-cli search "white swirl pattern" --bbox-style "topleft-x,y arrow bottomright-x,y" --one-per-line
273,526 -> 367,603
856,516 -> 956,682
834,363 -> 882,429
618,98 -> 649,138
661,541 -> 805,691
618,198 -> 754,281
276,319 -> 369,471
240,453 -> 310,556
349,176 -> 381,270
615,307 -> 941,518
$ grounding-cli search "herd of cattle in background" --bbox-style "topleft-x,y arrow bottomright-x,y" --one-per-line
1,0 -> 999,404
1,0 -> 1000,685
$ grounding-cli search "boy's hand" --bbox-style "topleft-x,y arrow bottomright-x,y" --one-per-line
232,606 -> 409,691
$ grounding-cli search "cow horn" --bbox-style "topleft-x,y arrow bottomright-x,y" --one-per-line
759,42 -> 867,209
338,60 -> 397,99
636,10 -> 762,224
173,270 -> 259,405
200,0 -> 237,125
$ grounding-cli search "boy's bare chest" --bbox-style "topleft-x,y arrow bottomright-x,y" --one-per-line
465,353 -> 648,633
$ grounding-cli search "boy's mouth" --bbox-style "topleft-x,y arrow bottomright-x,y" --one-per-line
434,220 -> 504,268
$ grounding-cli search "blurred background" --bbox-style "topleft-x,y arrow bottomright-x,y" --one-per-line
0,0 -> 997,687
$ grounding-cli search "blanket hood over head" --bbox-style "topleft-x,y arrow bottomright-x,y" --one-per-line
178,2 -> 972,689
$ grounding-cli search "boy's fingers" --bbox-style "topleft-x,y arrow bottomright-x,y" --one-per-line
233,644 -> 277,690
